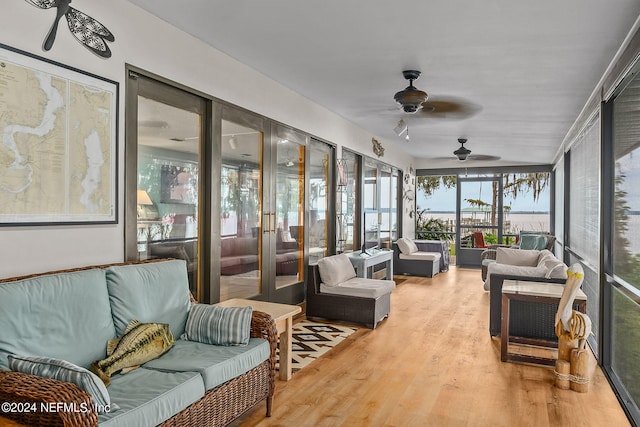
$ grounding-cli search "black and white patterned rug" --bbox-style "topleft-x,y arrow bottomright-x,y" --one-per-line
276,321 -> 358,374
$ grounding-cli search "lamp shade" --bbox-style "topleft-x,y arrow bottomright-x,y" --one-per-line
137,189 -> 153,205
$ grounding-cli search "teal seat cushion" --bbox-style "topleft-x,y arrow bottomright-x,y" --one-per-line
143,338 -> 270,390
105,260 -> 191,339
98,368 -> 204,427
0,269 -> 115,370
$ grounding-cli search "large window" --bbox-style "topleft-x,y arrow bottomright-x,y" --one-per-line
611,71 -> 640,416
568,114 -> 601,353
416,171 -> 551,265
502,172 -> 551,244
416,175 -> 456,241
554,159 -> 564,250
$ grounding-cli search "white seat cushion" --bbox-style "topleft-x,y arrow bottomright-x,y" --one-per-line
320,277 -> 395,298
398,251 -> 441,261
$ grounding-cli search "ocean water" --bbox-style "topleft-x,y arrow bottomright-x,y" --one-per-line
422,212 -> 640,255
422,212 -> 550,235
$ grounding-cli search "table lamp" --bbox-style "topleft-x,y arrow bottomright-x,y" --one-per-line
137,189 -> 153,219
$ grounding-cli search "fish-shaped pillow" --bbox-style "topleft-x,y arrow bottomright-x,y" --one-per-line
90,320 -> 175,386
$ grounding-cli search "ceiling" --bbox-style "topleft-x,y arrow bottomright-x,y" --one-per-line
128,0 -> 640,168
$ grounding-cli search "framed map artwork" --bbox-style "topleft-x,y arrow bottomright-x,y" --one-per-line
0,44 -> 118,225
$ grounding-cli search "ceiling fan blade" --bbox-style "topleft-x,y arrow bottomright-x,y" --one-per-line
468,154 -> 501,161
422,100 -> 465,113
416,97 -> 482,120
428,154 -> 501,162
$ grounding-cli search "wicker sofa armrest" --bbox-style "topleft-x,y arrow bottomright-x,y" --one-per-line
481,248 -> 497,262
250,310 -> 278,379
0,370 -> 98,427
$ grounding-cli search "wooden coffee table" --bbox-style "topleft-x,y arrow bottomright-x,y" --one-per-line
216,298 -> 302,380
501,279 -> 587,366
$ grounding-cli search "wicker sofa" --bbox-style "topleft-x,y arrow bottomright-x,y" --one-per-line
0,259 -> 277,427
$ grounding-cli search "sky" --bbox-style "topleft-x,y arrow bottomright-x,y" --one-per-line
617,153 -> 640,211
416,178 -> 551,212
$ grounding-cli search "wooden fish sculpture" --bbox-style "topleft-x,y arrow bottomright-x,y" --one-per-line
90,320 -> 175,386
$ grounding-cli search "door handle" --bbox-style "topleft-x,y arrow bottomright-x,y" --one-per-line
270,212 -> 276,233
263,212 -> 270,234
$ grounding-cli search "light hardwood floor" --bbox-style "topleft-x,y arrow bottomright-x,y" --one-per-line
234,267 -> 630,427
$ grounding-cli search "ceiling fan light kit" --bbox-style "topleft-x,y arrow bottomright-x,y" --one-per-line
393,119 -> 408,136
394,70 -> 428,113
454,138 -> 471,161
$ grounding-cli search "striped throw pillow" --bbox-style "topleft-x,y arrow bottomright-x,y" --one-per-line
185,304 -> 252,346
8,354 -> 114,411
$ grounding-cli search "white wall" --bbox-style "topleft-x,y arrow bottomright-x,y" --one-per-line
0,0 -> 414,278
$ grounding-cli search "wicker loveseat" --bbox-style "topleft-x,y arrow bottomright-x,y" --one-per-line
0,259 -> 277,427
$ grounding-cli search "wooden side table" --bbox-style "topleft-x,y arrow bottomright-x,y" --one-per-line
216,298 -> 302,380
501,280 -> 587,366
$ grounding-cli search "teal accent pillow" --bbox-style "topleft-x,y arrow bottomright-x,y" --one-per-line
519,234 -> 548,250
185,304 -> 252,346
8,354 -> 117,413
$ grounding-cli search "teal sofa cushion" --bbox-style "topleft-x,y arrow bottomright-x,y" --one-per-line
98,368 -> 204,427
0,269 -> 115,370
105,260 -> 191,339
143,338 -> 270,390
519,234 -> 548,250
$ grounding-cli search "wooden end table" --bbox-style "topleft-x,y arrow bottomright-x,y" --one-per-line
216,298 -> 302,380
501,279 -> 587,366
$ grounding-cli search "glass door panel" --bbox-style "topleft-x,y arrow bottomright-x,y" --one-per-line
457,177 -> 500,266
380,167 -> 392,249
390,171 -> 399,243
136,95 -> 202,297
308,140 -> 331,264
337,150 -> 358,253
274,136 -> 305,288
220,118 -> 263,300
363,161 -> 379,251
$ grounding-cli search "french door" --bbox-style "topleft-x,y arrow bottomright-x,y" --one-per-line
125,71 -> 208,301
126,71 -> 310,305
219,107 -> 305,304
